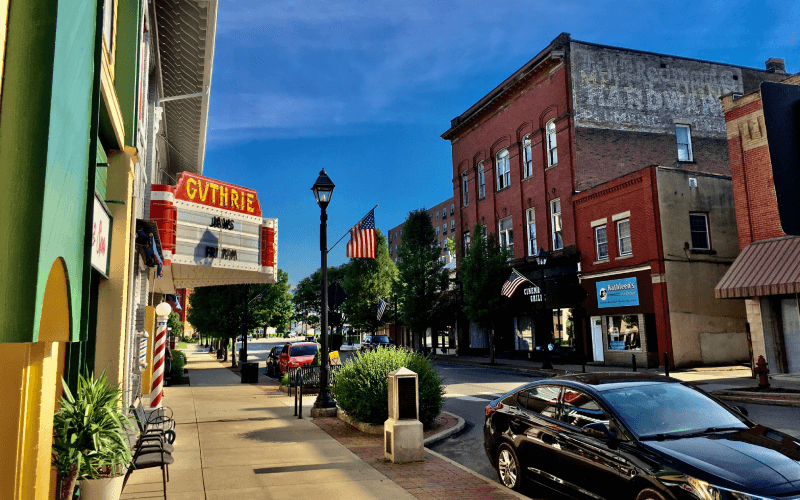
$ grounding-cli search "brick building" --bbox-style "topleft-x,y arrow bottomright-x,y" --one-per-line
385,197 -> 456,265
442,33 -> 787,366
715,72 -> 800,375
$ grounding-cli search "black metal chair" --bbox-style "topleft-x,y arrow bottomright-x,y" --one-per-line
121,431 -> 174,500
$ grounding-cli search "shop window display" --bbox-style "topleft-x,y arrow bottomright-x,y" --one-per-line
606,315 -> 640,351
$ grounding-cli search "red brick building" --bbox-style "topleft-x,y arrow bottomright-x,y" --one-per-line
385,198 -> 456,265
443,33 -> 786,366
715,72 -> 800,374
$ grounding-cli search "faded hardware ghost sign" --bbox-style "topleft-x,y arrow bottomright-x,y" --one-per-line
596,277 -> 639,308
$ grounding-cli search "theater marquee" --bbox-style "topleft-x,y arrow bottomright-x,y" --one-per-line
150,173 -> 277,290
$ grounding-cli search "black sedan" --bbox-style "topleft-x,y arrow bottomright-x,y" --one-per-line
360,335 -> 393,351
484,372 -> 800,500
265,346 -> 280,377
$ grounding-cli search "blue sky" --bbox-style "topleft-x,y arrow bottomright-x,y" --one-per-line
202,0 -> 799,287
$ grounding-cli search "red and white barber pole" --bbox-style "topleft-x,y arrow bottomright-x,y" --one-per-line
151,302 -> 172,408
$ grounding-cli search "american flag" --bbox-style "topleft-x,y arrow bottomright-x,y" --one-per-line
501,268 -> 530,297
346,209 -> 376,259
377,298 -> 387,321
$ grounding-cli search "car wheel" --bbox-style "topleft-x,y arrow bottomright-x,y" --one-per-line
496,443 -> 522,491
635,488 -> 667,500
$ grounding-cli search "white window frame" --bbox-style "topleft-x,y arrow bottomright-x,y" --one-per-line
462,172 -> 469,206
499,216 -> 513,258
451,220 -> 455,231
442,208 -> 447,219
464,231 -> 471,252
478,161 -> 486,199
435,212 -> 439,220
595,226 -> 609,261
436,227 -> 440,235
526,208 -> 537,256
617,219 -> 632,256
443,224 -> 447,235
450,203 -> 455,215
496,149 -> 510,190
550,199 -> 563,250
690,213 -> 711,250
546,120 -> 558,167
523,135 -> 533,178
676,124 -> 693,162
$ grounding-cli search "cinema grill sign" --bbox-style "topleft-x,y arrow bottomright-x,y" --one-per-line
157,172 -> 277,288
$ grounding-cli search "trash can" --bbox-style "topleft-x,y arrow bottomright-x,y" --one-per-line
241,362 -> 259,383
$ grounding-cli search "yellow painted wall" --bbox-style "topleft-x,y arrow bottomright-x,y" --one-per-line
94,146 -> 136,388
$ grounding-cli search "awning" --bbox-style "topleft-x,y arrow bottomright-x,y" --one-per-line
715,236 -> 800,299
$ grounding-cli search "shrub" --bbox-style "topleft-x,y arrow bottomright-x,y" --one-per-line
170,349 -> 186,378
330,347 -> 444,427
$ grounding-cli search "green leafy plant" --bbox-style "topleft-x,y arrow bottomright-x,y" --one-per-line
330,347 -> 444,427
52,370 -> 135,500
170,349 -> 186,378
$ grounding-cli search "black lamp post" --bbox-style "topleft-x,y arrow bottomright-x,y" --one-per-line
535,247 -> 553,369
312,169 -> 337,412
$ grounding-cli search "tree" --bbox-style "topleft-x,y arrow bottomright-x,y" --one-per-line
459,224 -> 511,364
395,209 -> 448,351
341,229 -> 397,334
167,311 -> 183,340
252,269 -> 293,331
292,264 -> 347,334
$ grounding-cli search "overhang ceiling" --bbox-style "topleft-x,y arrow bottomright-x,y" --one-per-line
154,0 -> 218,176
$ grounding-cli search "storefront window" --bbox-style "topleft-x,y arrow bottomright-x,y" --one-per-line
606,315 -> 640,351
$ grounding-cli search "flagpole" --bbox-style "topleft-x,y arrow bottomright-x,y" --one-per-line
327,204 -> 379,254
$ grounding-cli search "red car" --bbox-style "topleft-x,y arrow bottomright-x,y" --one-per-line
278,342 -> 319,374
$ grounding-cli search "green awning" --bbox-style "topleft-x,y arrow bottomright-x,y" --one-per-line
96,140 -> 108,166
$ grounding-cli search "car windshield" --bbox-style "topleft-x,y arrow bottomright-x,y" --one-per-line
601,383 -> 748,439
373,336 -> 390,343
290,344 -> 318,357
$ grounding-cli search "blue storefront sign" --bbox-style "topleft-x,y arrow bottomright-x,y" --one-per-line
596,277 -> 639,309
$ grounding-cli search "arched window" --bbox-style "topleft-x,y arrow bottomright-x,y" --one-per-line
478,161 -> 486,199
522,135 -> 533,178
496,149 -> 510,190
546,121 -> 558,167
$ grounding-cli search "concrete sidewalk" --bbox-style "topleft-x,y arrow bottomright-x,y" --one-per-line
121,346 -> 519,500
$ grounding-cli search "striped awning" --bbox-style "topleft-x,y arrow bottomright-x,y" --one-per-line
715,237 -> 800,299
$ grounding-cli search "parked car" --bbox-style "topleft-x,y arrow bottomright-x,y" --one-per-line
359,335 -> 393,352
484,372 -> 800,499
278,342 -> 318,374
265,346 -> 281,377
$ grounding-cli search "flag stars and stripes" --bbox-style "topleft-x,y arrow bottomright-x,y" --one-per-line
501,268 -> 531,297
347,209 -> 376,259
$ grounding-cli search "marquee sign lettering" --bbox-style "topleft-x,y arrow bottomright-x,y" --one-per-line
150,172 -> 277,289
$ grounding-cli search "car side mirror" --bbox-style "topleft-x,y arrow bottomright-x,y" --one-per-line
582,422 -> 617,441
732,405 -> 749,417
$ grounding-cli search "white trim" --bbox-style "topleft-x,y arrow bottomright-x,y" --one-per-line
579,265 -> 651,281
651,273 -> 666,283
611,211 -> 630,222
150,190 -> 175,202
590,217 -> 607,228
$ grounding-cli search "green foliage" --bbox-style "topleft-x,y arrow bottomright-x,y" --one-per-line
170,349 -> 186,378
52,370 -> 134,499
167,311 -> 183,338
292,265 -> 347,329
341,229 -> 398,333
331,347 -> 444,427
396,210 -> 449,344
460,224 -> 512,332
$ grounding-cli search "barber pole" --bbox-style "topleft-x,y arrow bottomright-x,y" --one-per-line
151,302 -> 172,407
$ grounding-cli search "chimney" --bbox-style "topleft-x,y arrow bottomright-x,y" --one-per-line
765,58 -> 786,74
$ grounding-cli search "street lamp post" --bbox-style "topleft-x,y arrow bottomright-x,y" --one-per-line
535,247 -> 553,369
311,169 -> 337,416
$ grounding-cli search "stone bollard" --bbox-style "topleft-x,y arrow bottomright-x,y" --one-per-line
384,367 -> 424,463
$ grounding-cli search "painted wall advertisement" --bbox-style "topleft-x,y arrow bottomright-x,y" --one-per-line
596,277 -> 639,309
91,195 -> 111,275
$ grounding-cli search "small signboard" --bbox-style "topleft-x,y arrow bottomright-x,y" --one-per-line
91,194 -> 112,276
329,351 -> 341,365
387,367 -> 419,421
596,277 -> 639,309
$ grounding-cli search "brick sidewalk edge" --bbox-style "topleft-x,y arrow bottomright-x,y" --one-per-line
424,411 -> 465,446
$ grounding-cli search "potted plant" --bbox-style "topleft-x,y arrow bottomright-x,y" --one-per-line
52,370 -> 134,500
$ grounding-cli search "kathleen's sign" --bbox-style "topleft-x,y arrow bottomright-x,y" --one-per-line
596,277 -> 639,309
91,195 -> 112,275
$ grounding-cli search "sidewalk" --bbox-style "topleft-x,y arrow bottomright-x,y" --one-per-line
121,346 -> 526,500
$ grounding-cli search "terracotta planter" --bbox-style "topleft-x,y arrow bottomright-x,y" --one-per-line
79,476 -> 124,500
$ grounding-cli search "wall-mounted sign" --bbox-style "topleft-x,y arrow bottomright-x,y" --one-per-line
522,284 -> 543,302
91,194 -> 112,276
175,172 -> 262,217
596,277 -> 639,309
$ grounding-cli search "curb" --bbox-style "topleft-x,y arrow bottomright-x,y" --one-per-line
423,447 -> 529,500
423,411 -> 466,446
433,357 -> 566,378
712,390 -> 800,408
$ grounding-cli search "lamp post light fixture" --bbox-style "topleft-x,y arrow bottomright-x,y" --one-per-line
535,247 -> 549,266
534,247 -> 554,369
311,169 -> 337,415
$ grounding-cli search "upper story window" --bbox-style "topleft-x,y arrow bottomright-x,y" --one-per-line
546,121 -> 558,167
436,227 -> 440,235
617,219 -> 632,256
462,172 -> 469,206
595,226 -> 609,261
478,162 -> 486,199
464,231 -> 471,252
435,212 -> 440,220
443,208 -> 447,219
550,199 -> 563,250
676,124 -> 693,162
443,224 -> 447,235
690,213 -> 710,250
450,203 -> 455,215
451,220 -> 455,231
496,149 -> 510,190
526,208 -> 537,256
499,217 -> 513,258
522,135 -> 533,178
